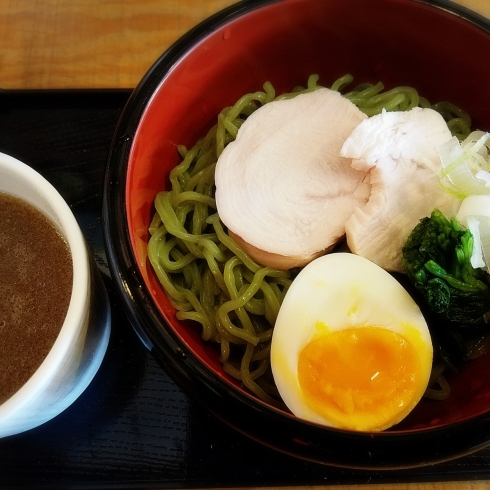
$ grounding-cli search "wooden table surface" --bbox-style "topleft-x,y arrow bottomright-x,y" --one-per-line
2,0 -> 490,489
1,0 -> 489,90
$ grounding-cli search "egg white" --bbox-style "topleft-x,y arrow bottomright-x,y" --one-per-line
270,252 -> 433,431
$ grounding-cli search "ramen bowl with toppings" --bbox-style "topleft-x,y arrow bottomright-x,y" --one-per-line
103,0 -> 490,468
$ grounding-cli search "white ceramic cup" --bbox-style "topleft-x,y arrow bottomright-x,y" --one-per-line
0,152 -> 111,438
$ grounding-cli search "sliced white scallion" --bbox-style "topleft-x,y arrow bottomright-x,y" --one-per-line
475,170 -> 490,188
438,132 -> 490,199
456,195 -> 490,272
478,218 -> 490,274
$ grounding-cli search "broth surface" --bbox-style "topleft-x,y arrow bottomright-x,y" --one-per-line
0,193 -> 73,404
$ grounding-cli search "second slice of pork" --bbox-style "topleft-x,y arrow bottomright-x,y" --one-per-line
340,107 -> 456,273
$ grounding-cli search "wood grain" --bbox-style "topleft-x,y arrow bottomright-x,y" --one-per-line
0,0 -> 236,89
0,0 -> 489,90
456,0 -> 490,18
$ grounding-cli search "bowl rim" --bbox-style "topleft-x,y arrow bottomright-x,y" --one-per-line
102,0 -> 490,469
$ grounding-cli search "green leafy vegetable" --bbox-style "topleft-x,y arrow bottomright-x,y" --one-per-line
402,209 -> 490,327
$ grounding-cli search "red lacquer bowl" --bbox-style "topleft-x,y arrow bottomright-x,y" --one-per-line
103,0 -> 490,469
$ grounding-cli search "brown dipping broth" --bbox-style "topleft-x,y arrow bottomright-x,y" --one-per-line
0,193 -> 73,404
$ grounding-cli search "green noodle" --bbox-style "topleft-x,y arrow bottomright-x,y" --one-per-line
147,74 -> 471,404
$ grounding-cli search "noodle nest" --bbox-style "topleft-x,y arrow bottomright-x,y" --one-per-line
147,74 -> 471,404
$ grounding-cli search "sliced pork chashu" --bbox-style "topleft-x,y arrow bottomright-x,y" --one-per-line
340,107 -> 457,272
215,88 -> 370,269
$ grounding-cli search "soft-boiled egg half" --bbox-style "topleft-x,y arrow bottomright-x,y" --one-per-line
271,253 -> 433,432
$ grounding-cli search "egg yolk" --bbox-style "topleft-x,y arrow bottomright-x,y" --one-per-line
297,326 -> 421,431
